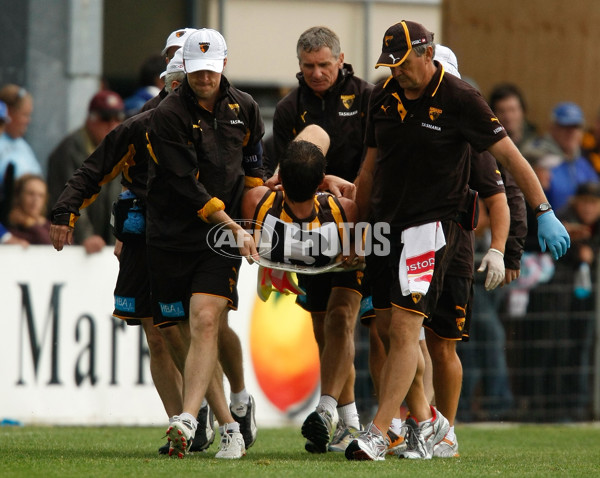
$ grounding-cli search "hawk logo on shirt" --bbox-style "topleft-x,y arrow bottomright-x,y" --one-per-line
412,293 -> 422,304
429,107 -> 442,121
199,42 -> 210,53
341,94 -> 355,110
384,35 -> 393,47
456,317 -> 465,331
229,103 -> 240,116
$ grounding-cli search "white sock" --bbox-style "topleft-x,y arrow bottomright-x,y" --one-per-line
200,398 -> 208,408
179,412 -> 198,430
219,422 -> 240,434
446,426 -> 456,441
317,395 -> 338,417
230,388 -> 250,407
390,417 -> 403,435
337,402 -> 360,429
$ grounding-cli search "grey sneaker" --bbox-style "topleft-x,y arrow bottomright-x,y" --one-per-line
328,420 -> 362,452
230,395 -> 258,449
189,404 -> 215,452
215,428 -> 246,459
433,434 -> 460,458
302,406 -> 339,454
345,422 -> 388,461
166,415 -> 196,458
398,407 -> 450,460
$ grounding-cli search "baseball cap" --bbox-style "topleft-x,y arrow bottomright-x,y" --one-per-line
0,101 -> 10,123
88,90 -> 125,120
161,28 -> 196,56
376,20 -> 434,68
434,45 -> 461,79
575,181 -> 600,198
183,28 -> 227,74
160,48 -> 185,79
552,101 -> 584,127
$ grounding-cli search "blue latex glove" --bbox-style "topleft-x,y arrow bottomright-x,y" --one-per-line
537,210 -> 570,260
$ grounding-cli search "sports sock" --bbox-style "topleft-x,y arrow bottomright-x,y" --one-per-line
179,412 -> 198,430
390,417 -> 404,435
446,426 -> 456,442
230,388 -> 251,407
337,402 -> 360,429
317,394 -> 338,417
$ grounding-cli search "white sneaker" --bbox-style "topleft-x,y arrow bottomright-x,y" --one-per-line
398,407 -> 450,460
230,395 -> 257,449
344,422 -> 388,461
215,429 -> 246,459
166,415 -> 196,459
433,434 -> 460,457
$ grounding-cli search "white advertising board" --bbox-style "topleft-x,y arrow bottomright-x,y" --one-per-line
0,246 -> 319,427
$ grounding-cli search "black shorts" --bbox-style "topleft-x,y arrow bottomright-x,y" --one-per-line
365,252 -> 393,311
390,220 -> 462,318
113,240 -> 151,326
147,245 -> 241,327
425,275 -> 473,340
295,269 -> 363,313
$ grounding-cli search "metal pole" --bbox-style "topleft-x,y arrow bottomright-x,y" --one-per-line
593,258 -> 600,419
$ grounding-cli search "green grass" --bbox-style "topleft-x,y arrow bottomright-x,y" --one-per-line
1,424 -> 599,477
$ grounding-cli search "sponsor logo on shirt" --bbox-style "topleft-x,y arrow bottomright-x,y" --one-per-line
493,126 -> 504,134
339,110 -> 358,117
341,94 -> 355,109
429,107 -> 442,121
230,119 -> 244,125
421,122 -> 441,132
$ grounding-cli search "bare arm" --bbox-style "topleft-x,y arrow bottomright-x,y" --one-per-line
487,137 -> 547,209
355,147 -> 377,222
482,192 -> 510,254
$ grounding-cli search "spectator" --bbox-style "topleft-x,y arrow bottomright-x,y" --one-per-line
523,102 -> 598,210
0,220 -> 28,246
47,90 -> 125,253
7,173 -> 51,244
0,85 -> 42,193
489,83 -> 538,149
582,107 -> 600,172
124,53 -> 166,117
555,181 -> 600,418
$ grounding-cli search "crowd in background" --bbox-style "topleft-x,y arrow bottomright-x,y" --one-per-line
1,43 -> 598,425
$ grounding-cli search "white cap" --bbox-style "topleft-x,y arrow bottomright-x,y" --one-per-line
434,45 -> 461,79
161,28 -> 196,56
160,48 -> 185,79
183,28 -> 227,74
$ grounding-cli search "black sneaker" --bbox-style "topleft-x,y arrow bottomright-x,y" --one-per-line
158,441 -> 170,455
230,395 -> 257,449
189,404 -> 215,452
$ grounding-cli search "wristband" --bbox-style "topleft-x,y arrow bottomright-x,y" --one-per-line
488,248 -> 504,258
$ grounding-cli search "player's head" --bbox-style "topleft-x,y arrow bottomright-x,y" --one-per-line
279,128 -> 328,202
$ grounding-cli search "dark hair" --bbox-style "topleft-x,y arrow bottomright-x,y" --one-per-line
279,140 -> 326,202
489,83 -> 527,114
139,54 -> 165,86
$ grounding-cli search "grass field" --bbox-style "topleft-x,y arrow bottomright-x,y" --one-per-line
1,423 -> 599,477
